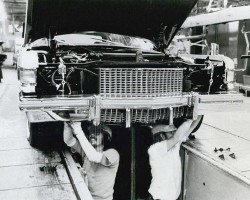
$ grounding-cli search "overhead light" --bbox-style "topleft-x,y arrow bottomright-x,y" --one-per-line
0,0 -> 7,20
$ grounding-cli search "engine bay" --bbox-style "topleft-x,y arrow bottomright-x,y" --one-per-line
32,45 -> 227,97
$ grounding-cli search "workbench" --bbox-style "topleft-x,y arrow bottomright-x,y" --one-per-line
182,99 -> 250,200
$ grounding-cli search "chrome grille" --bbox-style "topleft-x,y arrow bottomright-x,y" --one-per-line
99,68 -> 183,98
101,107 -> 186,124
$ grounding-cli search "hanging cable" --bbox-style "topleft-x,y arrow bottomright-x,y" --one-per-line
207,59 -> 215,94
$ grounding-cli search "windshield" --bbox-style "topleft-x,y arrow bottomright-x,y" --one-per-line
31,32 -> 156,51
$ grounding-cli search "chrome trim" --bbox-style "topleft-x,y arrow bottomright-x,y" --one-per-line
20,84 -> 36,93
101,95 -> 191,109
99,68 -> 183,98
19,94 -> 193,110
19,95 -> 91,110
198,93 -> 243,103
19,92 -> 244,127
197,93 -> 244,115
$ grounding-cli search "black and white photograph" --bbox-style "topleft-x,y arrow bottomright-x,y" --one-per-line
0,0 -> 250,199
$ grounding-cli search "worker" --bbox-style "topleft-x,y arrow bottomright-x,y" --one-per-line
147,116 -> 203,200
63,122 -> 120,200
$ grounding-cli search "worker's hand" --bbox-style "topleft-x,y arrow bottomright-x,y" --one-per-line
175,119 -> 193,141
185,115 -> 203,138
175,116 -> 203,142
63,122 -> 76,147
151,124 -> 176,135
69,122 -> 82,135
101,124 -> 112,139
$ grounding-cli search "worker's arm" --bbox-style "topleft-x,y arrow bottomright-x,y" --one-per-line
63,122 -> 85,156
166,120 -> 192,150
168,115 -> 203,150
152,115 -> 203,151
64,122 -> 103,163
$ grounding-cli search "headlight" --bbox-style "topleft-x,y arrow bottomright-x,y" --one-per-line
20,69 -> 37,84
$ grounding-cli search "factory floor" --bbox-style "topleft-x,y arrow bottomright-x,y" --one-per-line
0,68 -> 76,200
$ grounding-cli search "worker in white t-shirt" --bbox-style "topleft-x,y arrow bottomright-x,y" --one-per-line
147,116 -> 203,200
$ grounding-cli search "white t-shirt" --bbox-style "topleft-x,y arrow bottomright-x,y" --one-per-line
148,140 -> 182,200
84,149 -> 120,200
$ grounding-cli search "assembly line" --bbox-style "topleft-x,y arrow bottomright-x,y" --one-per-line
1,0 -> 250,199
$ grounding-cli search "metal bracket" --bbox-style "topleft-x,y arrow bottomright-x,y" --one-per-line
169,107 -> 174,126
126,108 -> 131,128
187,93 -> 199,120
88,97 -> 95,122
241,22 -> 250,71
187,94 -> 194,107
93,95 -> 101,126
192,94 -> 199,120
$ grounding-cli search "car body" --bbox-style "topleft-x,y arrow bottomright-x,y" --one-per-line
18,0 -> 242,129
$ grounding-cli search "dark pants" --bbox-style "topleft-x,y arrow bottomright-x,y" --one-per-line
146,194 -> 159,200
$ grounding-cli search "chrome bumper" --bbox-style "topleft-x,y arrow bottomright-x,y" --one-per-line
19,92 -> 243,127
197,93 -> 244,114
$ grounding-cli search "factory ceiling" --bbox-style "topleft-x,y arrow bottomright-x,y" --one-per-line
3,0 -> 26,25
1,0 -> 250,27
191,0 -> 250,15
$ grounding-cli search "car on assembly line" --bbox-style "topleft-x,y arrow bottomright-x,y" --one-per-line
18,0 -> 242,148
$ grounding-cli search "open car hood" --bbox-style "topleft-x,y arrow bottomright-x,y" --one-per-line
25,0 -> 197,47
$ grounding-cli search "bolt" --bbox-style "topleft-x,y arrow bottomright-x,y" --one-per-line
229,153 -> 236,159
219,154 -> 225,160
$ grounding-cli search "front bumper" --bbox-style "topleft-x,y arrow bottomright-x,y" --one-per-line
19,92 -> 243,127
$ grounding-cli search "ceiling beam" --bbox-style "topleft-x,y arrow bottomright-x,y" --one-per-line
3,1 -> 26,4
182,5 -> 250,28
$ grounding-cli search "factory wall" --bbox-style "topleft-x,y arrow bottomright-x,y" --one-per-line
191,20 -> 250,83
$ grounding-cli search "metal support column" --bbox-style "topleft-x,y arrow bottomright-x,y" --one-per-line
131,127 -> 136,200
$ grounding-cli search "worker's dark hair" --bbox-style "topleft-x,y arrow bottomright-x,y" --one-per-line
153,132 -> 163,143
88,124 -> 112,149
152,131 -> 175,143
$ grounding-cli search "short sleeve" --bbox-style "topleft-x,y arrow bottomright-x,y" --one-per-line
101,149 -> 120,167
148,140 -> 168,160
